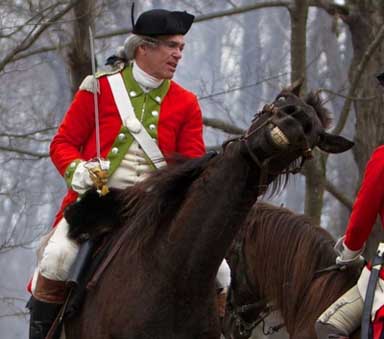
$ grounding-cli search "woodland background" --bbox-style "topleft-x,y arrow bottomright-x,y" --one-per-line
1,0 -> 384,337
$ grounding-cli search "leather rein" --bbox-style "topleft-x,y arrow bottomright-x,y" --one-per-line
226,235 -> 285,338
227,231 -> 346,338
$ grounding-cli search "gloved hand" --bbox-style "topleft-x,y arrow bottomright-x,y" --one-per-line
72,159 -> 110,195
88,164 -> 109,196
334,236 -> 365,266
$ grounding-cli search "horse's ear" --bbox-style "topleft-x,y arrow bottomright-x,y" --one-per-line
317,131 -> 354,153
288,78 -> 304,96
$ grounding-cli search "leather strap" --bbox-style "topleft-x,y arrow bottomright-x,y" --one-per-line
107,73 -> 166,169
362,243 -> 384,339
33,274 -> 68,304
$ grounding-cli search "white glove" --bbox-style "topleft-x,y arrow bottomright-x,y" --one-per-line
71,160 -> 110,195
334,236 -> 365,266
71,161 -> 94,194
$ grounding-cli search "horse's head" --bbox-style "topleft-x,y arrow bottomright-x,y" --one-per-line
235,81 -> 353,182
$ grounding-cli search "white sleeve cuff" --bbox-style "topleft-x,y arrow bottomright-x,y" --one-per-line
342,242 -> 364,260
71,161 -> 93,194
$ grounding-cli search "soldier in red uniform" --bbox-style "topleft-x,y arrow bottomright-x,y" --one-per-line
316,144 -> 384,339
26,8 -> 219,339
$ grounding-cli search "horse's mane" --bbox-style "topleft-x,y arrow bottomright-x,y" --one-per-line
115,152 -> 220,253
242,202 -> 359,334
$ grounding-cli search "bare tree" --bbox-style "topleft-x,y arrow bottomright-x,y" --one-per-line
2,0 -> 384,336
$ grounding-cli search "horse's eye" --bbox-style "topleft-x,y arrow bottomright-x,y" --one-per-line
282,105 -> 296,115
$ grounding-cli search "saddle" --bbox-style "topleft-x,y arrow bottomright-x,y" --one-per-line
54,188 -> 129,328
44,234 -> 117,339
64,235 -> 115,319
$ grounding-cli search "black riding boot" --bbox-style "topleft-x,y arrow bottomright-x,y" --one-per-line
27,296 -> 62,339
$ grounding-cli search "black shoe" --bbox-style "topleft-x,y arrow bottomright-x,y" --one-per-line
27,296 -> 62,339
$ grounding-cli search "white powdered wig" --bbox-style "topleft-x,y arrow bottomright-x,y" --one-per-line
122,34 -> 148,61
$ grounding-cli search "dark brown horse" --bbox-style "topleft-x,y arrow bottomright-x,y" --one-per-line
63,84 -> 353,339
224,202 -> 362,339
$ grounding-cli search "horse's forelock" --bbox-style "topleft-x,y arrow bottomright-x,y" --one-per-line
305,91 -> 332,129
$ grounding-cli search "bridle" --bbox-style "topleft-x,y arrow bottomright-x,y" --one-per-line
226,232 -> 347,339
226,234 -> 285,338
222,103 -> 314,191
223,100 -> 324,338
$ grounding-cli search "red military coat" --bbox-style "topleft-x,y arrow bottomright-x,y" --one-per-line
50,65 -> 205,227
343,146 -> 384,338
344,146 -> 384,251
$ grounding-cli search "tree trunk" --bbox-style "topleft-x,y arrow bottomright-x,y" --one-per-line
342,1 -> 384,257
290,0 -> 326,223
302,151 -> 326,223
67,0 -> 95,95
290,0 -> 308,87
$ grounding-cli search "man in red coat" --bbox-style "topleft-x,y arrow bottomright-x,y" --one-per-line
315,144 -> 384,339
27,9 -> 208,339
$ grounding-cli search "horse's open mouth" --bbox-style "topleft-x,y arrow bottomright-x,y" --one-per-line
270,126 -> 289,146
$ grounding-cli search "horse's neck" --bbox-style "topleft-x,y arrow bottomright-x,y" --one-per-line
166,150 -> 260,290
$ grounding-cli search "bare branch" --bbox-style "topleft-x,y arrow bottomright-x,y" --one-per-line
5,0 -> 353,67
332,24 -> 384,135
194,1 -> 290,22
0,145 -> 49,158
308,0 -> 349,17
1,2 -> 65,38
0,127 -> 56,138
203,117 -> 244,135
199,71 -> 289,101
319,88 -> 377,102
0,1 -> 76,72
13,2 -> 292,63
324,178 -> 353,210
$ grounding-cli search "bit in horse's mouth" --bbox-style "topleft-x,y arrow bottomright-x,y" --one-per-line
270,126 -> 289,145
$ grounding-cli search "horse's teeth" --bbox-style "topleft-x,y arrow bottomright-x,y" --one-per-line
271,126 -> 289,145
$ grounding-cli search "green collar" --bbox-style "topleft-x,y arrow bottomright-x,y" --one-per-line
122,64 -> 170,104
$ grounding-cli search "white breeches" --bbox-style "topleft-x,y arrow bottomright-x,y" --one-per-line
36,218 -> 79,282
33,217 -> 232,291
317,285 -> 363,335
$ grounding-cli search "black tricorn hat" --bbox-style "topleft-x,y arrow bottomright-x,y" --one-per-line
377,71 -> 384,87
132,9 -> 194,36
